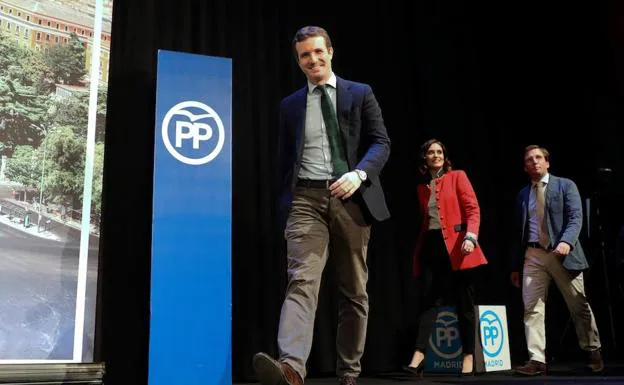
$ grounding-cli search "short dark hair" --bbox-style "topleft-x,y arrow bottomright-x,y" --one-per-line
523,145 -> 550,162
292,26 -> 332,61
419,138 -> 453,175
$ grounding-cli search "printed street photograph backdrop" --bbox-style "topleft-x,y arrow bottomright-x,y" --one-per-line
0,0 -> 111,362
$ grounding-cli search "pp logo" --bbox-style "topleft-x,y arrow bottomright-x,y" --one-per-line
480,310 -> 504,357
429,310 -> 462,359
161,101 -> 225,165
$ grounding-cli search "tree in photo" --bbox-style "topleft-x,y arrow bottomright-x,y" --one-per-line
42,125 -> 85,208
53,86 -> 107,142
0,32 -> 54,155
46,33 -> 87,86
0,31 -> 21,72
3,145 -> 41,189
0,77 -> 52,156
91,142 -> 104,222
18,49 -> 56,93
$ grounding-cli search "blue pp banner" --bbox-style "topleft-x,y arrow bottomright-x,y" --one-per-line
149,50 -> 232,385
424,306 -> 463,372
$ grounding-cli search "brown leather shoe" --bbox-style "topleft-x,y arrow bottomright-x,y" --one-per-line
588,349 -> 604,373
252,352 -> 303,385
281,363 -> 303,385
515,360 -> 547,376
339,376 -> 357,385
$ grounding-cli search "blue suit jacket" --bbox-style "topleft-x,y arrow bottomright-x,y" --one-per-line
276,76 -> 391,232
511,174 -> 588,272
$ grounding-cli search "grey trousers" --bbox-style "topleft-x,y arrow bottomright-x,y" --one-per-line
278,186 -> 371,379
522,247 -> 601,363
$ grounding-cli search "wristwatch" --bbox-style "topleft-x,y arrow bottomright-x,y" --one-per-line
355,169 -> 367,182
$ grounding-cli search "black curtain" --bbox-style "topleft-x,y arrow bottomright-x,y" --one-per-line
97,0 -> 624,384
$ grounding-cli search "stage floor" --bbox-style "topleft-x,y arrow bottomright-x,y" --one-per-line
238,363 -> 624,384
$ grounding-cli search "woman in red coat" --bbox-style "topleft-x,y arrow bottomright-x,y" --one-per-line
403,139 -> 487,377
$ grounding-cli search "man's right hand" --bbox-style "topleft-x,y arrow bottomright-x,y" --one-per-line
511,272 -> 520,288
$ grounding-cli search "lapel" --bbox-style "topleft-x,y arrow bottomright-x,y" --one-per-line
335,77 -> 352,144
545,175 -> 557,209
521,185 -> 530,219
293,87 -> 308,160
520,185 -> 530,240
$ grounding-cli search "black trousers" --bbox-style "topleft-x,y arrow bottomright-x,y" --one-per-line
415,230 -> 476,354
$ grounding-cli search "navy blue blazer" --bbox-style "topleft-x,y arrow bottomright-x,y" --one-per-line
511,174 -> 588,272
276,76 -> 391,232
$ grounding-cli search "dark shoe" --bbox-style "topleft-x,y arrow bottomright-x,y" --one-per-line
515,360 -> 547,376
252,352 -> 303,385
588,349 -> 604,373
338,376 -> 357,385
402,360 -> 425,377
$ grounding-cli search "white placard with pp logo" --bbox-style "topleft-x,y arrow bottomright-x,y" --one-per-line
475,305 -> 511,372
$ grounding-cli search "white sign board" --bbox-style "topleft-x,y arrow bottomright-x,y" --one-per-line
476,305 -> 512,372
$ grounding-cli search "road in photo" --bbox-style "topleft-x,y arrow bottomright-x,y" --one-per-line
0,182 -> 99,360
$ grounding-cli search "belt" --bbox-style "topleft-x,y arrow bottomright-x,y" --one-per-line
296,179 -> 336,189
526,242 -> 546,250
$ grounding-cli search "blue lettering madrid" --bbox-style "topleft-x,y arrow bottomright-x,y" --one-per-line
486,359 -> 504,368
162,100 -> 225,165
480,310 -> 504,357
429,310 -> 462,359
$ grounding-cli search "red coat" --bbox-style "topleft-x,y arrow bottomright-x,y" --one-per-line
413,170 -> 488,276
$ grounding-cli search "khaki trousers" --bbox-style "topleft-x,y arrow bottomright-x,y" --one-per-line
522,247 -> 601,363
277,186 -> 371,379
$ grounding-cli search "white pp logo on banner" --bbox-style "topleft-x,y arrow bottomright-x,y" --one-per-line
477,306 -> 511,371
162,101 -> 225,165
430,310 -> 462,359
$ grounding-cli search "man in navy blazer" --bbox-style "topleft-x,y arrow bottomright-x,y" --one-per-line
511,145 -> 603,376
253,26 -> 390,385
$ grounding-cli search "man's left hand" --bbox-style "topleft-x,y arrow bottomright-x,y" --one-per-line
330,172 -> 362,200
553,242 -> 571,256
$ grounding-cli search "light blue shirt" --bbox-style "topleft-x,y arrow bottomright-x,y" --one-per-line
528,173 -> 550,243
298,72 -> 338,180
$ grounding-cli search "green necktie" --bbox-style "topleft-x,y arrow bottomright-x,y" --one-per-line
318,84 -> 349,177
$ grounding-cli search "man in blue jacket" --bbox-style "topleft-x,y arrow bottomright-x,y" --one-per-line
253,26 -> 390,385
510,145 -> 603,375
